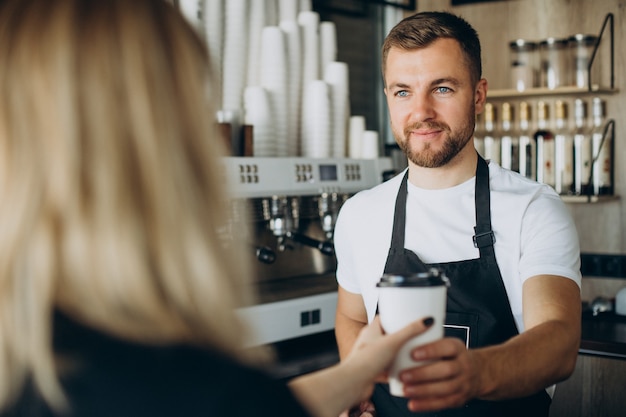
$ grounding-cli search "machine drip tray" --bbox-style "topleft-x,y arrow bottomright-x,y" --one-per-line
263,330 -> 340,381
238,274 -> 339,348
255,273 -> 338,304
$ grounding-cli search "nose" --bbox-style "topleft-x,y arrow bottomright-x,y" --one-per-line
407,93 -> 436,124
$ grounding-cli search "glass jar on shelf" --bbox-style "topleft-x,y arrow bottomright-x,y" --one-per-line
509,39 -> 538,91
568,34 -> 599,89
539,37 -> 569,90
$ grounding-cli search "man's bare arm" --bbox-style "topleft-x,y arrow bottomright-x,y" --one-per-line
399,275 -> 581,412
335,286 -> 369,359
471,274 -> 581,400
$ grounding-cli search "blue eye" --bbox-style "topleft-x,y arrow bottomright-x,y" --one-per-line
396,90 -> 409,97
436,86 -> 452,94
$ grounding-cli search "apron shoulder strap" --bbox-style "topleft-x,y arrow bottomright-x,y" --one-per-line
473,156 -> 496,258
392,158 -> 495,258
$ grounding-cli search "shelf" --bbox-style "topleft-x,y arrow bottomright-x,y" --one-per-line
491,12 -> 616,101
488,86 -> 619,100
561,195 -> 619,204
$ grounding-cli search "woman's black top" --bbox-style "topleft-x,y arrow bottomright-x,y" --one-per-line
1,312 -> 311,417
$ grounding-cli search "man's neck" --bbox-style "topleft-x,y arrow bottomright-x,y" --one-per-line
407,147 -> 479,190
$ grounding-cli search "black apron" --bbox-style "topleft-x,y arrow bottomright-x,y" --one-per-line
371,156 -> 551,417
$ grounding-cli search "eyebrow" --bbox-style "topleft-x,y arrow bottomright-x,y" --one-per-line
431,77 -> 463,88
387,82 -> 410,90
387,77 -> 464,91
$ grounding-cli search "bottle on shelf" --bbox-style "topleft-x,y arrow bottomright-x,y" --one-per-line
518,101 -> 536,180
534,101 -> 556,188
573,98 -> 592,195
499,102 -> 519,172
591,97 -> 613,195
482,103 -> 501,166
553,100 -> 574,195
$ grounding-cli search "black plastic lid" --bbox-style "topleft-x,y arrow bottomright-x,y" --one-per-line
377,268 -> 450,288
509,39 -> 538,51
539,37 -> 568,48
568,34 -> 598,46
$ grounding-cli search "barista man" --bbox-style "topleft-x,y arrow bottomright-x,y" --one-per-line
333,11 -> 581,417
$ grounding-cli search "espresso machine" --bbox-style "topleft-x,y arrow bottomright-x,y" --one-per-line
225,156 -> 394,378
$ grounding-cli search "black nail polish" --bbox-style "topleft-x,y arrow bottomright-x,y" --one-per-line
423,317 -> 435,327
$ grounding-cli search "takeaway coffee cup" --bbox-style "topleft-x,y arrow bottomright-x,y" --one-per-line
377,268 -> 449,397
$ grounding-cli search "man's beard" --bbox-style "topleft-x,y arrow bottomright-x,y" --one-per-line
395,117 -> 475,168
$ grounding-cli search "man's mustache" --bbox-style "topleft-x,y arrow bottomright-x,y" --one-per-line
403,121 -> 451,137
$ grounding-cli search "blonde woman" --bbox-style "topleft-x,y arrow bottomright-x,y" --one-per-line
0,1 -> 431,416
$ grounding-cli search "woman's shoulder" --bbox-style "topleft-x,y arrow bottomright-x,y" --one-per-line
8,312 -> 312,417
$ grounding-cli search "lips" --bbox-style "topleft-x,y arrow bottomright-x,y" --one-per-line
404,122 -> 449,139
405,127 -> 445,140
411,129 -> 441,136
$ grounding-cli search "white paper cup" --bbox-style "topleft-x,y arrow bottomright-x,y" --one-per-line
298,11 -> 320,84
361,130 -> 380,159
348,116 -> 366,158
377,268 -> 449,397
320,21 -> 337,74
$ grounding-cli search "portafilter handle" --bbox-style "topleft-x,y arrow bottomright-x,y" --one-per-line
286,231 -> 334,256
318,192 -> 347,239
320,212 -> 336,239
255,245 -> 276,264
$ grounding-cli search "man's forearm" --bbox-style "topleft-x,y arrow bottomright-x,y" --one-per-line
335,313 -> 367,360
472,318 -> 580,401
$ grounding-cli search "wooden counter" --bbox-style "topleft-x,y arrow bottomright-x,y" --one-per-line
579,311 -> 626,359
550,311 -> 626,417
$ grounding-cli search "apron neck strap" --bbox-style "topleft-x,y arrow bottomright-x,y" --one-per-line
390,170 -> 409,249
390,154 -> 495,257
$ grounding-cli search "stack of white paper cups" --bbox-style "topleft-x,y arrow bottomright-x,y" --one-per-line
222,0 -> 248,111
324,62 -> 350,158
298,11 -> 320,86
244,86 -> 275,157
260,26 -> 289,156
280,20 -> 303,156
348,116 -> 366,158
361,130 -> 380,159
301,80 -> 331,158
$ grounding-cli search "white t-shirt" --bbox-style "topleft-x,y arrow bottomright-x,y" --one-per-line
334,162 -> 581,332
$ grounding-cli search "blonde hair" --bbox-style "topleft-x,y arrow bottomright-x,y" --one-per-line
0,0 -> 256,410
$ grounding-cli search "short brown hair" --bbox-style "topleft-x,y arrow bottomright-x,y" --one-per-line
382,11 -> 482,85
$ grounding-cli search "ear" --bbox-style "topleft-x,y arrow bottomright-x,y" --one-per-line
474,78 -> 488,114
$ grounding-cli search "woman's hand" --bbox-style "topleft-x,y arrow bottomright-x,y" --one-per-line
290,315 -> 432,417
339,400 -> 376,417
342,315 -> 434,408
